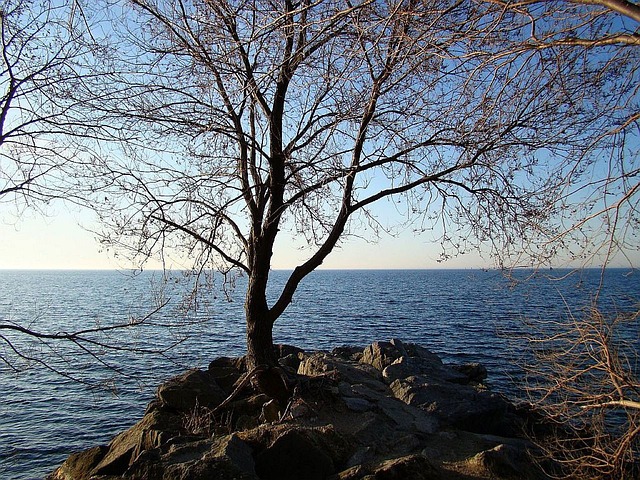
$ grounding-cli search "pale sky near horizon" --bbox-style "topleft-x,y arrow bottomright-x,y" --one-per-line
0,203 -> 491,271
2,204 -> 637,271
3,189 -> 639,270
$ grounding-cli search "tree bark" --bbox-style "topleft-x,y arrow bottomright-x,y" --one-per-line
244,272 -> 276,370
245,312 -> 276,370
245,273 -> 292,403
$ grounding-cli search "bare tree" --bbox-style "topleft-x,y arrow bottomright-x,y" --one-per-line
0,0 -> 94,210
474,3 -> 640,476
0,299 -> 176,385
522,305 -> 640,478
0,0 -> 184,385
65,0 -> 638,376
478,0 -> 640,268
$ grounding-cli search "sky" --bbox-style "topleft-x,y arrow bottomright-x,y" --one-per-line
3,202 -> 637,271
1,2 -> 637,272
0,203 -> 489,270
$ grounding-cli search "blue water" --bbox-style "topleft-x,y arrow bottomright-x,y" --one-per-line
0,268 -> 637,479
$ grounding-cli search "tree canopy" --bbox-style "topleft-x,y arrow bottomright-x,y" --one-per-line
0,0 -> 98,211
0,0 -> 638,366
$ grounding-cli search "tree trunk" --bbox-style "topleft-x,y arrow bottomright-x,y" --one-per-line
245,309 -> 276,370
245,281 -> 292,403
244,272 -> 276,370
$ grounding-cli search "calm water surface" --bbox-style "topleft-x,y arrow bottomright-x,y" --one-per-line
0,268 -> 637,479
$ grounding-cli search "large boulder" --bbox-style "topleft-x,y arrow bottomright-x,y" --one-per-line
390,376 -> 517,435
157,368 -> 227,412
48,407 -> 184,479
362,340 -> 473,386
91,408 -> 183,476
381,356 -> 469,385
126,434 -> 257,480
360,340 -> 407,371
298,352 -> 385,390
46,446 -> 108,480
254,426 -> 351,480
466,443 -> 545,480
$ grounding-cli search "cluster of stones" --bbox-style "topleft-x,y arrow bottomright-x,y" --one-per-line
49,339 -> 547,480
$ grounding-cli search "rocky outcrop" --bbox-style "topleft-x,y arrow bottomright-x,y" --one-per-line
156,368 -> 228,412
48,340 -> 547,480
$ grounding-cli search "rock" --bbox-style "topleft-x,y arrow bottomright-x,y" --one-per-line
332,345 -> 365,360
376,396 -> 438,435
451,363 -> 488,383
47,445 -> 108,480
278,353 -> 301,372
210,434 -> 256,477
389,338 -> 410,356
337,464 -> 369,480
91,408 -> 182,476
261,398 -> 281,423
125,435 -> 257,480
390,376 -> 516,435
350,382 -> 388,401
236,414 -> 259,431
378,347 -> 469,386
49,340 -> 539,480
360,341 -> 405,371
157,369 -> 227,412
256,433 -> 333,480
368,454 -> 442,479
208,356 -> 244,392
344,396 -> 373,412
274,343 -> 304,359
381,356 -> 415,383
346,412 -> 395,447
346,446 -> 376,468
254,426 -> 349,480
467,443 -> 542,479
228,393 -> 270,418
298,352 -> 385,389
403,342 -> 442,364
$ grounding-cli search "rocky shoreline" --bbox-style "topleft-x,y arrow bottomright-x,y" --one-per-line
48,339 -> 549,479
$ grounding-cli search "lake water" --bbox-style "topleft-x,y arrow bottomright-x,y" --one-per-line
0,268 -> 638,479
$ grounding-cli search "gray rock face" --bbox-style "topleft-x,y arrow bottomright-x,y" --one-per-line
468,443 -> 546,480
360,340 -> 405,371
125,435 -> 257,480
389,376 -> 516,436
157,369 -> 227,412
49,340 -> 544,480
298,351 -> 385,388
361,338 -> 472,386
